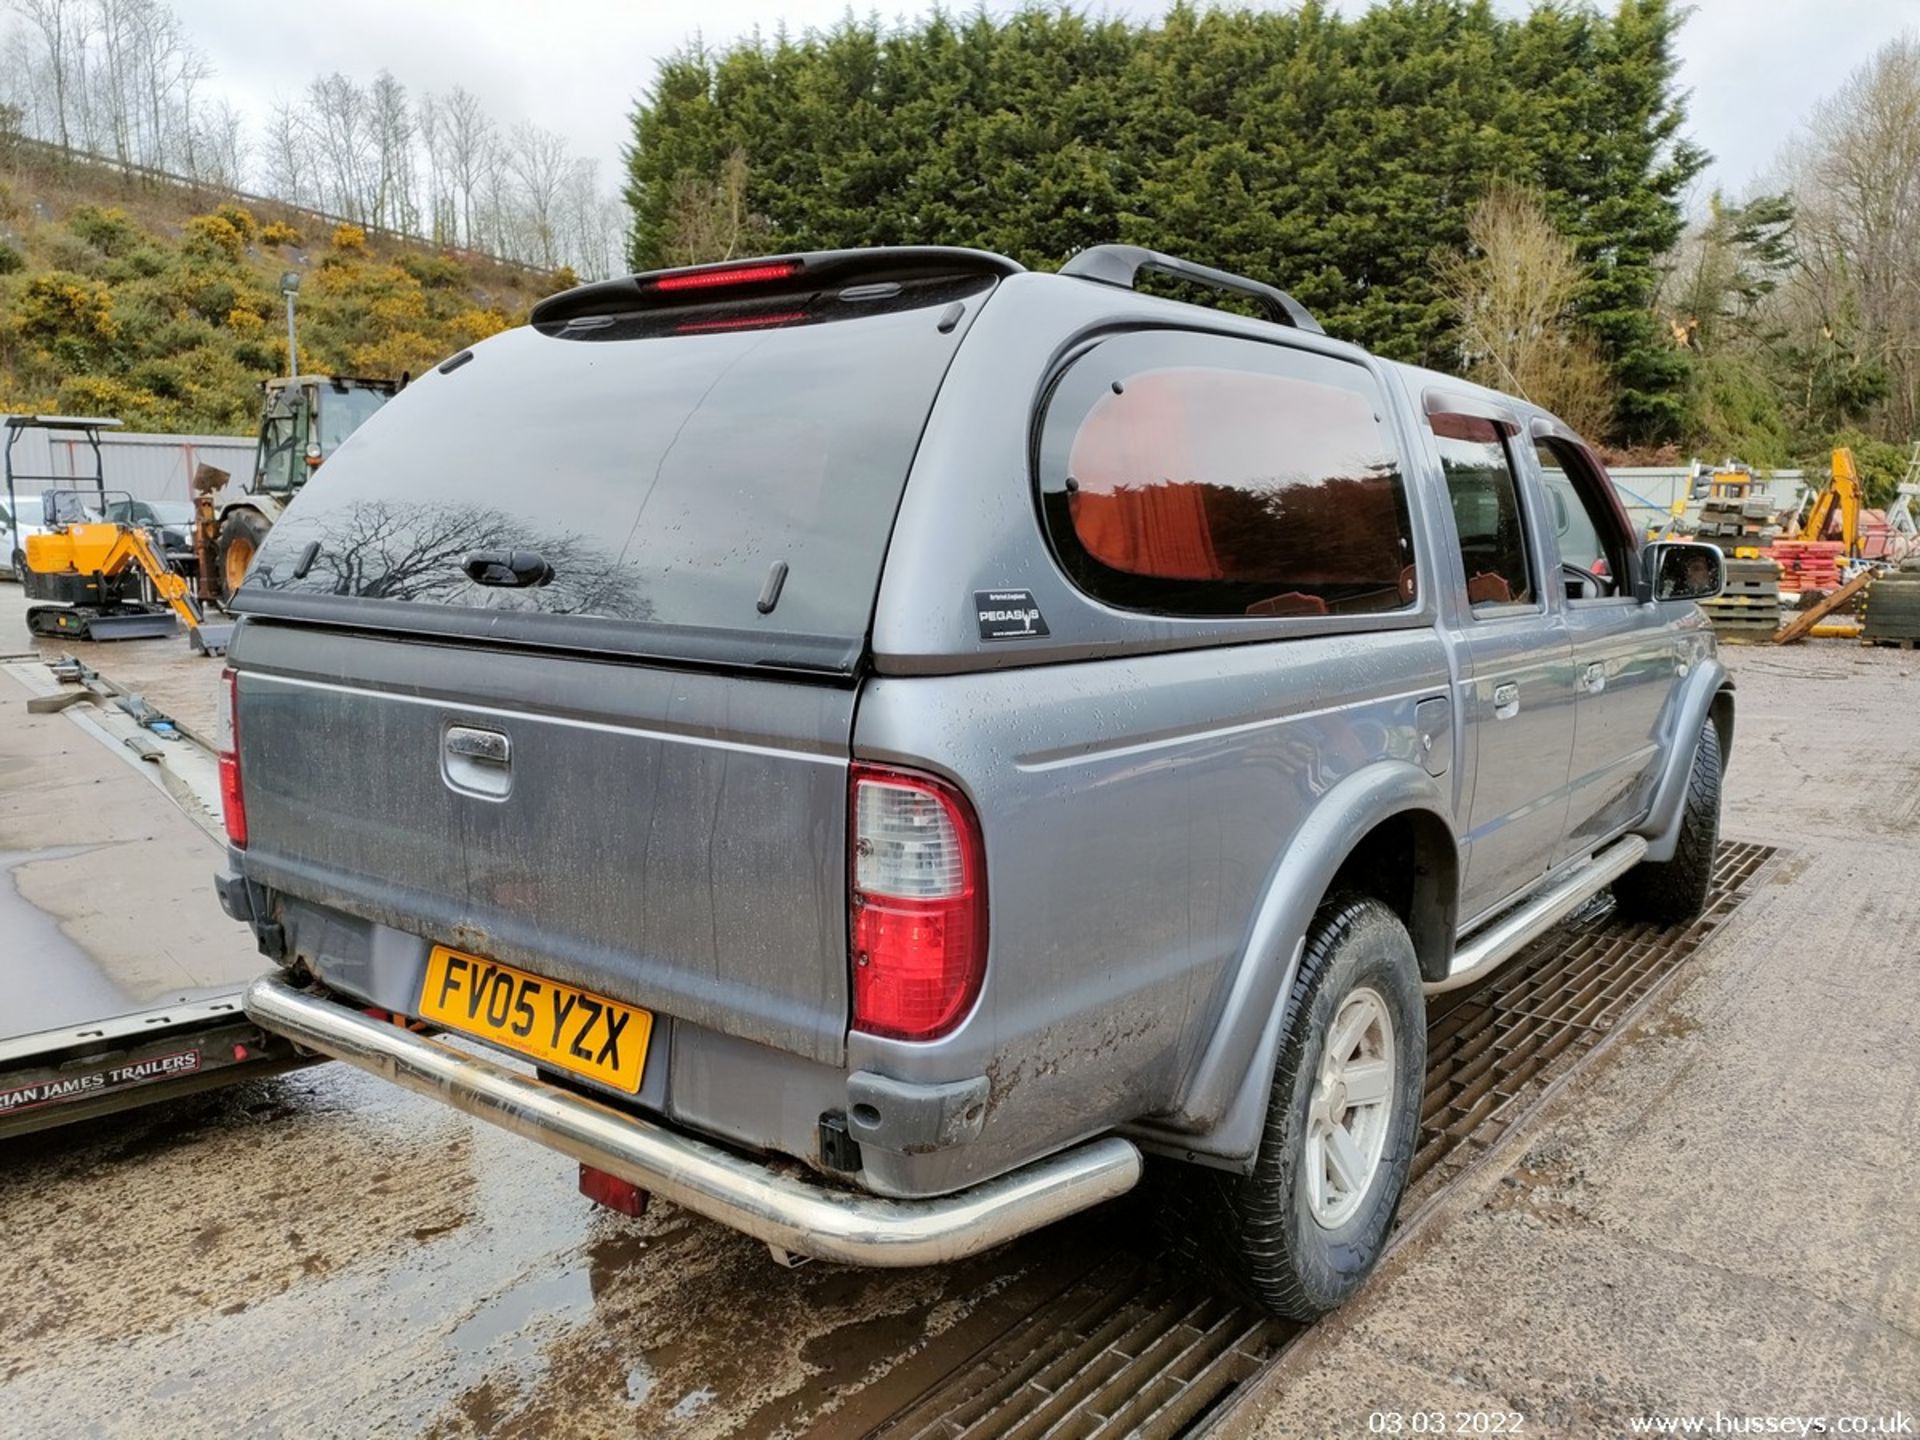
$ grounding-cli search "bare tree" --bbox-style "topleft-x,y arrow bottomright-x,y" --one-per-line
129,0 -> 174,166
302,71 -> 373,221
1783,33 -> 1920,439
661,149 -> 765,267
260,96 -> 308,205
0,0 -> 632,272
171,35 -> 209,176
439,85 -> 492,249
1434,182 -> 1616,438
11,0 -> 77,148
505,120 -> 569,268
368,68 -> 414,233
416,89 -> 448,243
196,93 -> 245,188
91,0 -> 134,166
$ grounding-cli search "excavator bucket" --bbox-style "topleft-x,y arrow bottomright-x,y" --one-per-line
189,621 -> 234,655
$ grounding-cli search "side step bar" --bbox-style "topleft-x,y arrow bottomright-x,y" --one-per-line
1426,835 -> 1649,996
246,975 -> 1143,1268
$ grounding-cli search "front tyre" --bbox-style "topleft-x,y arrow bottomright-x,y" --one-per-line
1182,895 -> 1425,1319
1613,716 -> 1722,925
214,509 -> 272,604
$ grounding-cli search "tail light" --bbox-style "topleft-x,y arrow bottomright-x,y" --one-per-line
217,666 -> 247,848
849,764 -> 986,1041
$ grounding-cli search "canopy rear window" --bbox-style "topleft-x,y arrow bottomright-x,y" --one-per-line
239,272 -> 994,671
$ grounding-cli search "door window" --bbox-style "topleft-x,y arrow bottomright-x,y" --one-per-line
258,410 -> 300,492
1535,437 -> 1637,598
1432,415 -> 1535,613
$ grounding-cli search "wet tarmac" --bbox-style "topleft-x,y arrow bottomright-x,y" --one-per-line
0,1060 -> 1122,1438
0,844 -> 132,1033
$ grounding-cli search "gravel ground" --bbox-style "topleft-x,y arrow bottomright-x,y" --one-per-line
1228,640 -> 1920,1438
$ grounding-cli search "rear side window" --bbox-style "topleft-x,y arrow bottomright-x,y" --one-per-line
1433,415 -> 1534,612
1036,332 -> 1414,618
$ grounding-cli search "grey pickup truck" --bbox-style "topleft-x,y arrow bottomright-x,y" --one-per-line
222,245 -> 1731,1318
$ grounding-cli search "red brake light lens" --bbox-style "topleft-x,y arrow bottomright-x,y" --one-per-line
849,764 -> 987,1041
218,667 -> 247,848
651,260 -> 800,292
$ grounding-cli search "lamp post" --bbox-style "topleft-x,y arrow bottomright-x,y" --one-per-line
280,270 -> 301,377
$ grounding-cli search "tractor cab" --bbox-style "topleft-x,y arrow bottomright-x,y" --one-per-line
252,375 -> 396,496
198,375 -> 398,603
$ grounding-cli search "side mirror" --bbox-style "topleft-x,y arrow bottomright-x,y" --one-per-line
1641,541 -> 1725,603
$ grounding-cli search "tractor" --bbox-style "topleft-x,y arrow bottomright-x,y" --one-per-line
195,374 -> 397,604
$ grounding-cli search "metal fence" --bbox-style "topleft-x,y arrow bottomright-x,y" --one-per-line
1610,467 -> 1809,536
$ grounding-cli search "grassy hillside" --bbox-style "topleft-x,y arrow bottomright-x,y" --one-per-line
0,153 -> 567,434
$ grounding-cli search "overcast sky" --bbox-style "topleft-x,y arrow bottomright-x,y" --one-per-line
171,0 -> 1913,206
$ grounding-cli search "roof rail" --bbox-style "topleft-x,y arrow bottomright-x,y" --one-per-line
1058,245 -> 1323,334
530,247 -> 1024,327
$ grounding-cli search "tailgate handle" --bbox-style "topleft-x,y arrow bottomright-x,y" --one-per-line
444,726 -> 512,800
463,549 -> 553,588
446,727 -> 510,765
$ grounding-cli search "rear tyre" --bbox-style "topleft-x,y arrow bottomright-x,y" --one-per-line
214,509 -> 271,602
1173,895 -> 1425,1320
1613,716 -> 1722,925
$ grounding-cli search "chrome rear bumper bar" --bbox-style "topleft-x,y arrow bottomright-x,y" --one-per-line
245,974 -> 1142,1267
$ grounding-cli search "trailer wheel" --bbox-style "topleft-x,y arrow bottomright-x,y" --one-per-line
215,510 -> 272,600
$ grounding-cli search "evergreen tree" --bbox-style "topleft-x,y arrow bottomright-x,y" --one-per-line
624,0 -> 1706,444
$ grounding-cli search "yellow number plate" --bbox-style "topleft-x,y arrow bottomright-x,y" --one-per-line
419,946 -> 652,1093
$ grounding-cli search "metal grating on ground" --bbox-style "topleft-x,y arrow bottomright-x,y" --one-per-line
862,841 -> 1780,1440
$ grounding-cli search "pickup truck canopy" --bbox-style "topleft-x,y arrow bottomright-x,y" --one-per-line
238,270 -> 997,674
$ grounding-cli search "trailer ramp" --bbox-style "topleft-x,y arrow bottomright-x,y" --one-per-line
0,656 -> 298,1138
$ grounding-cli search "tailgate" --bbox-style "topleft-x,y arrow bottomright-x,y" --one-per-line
231,624 -> 852,1065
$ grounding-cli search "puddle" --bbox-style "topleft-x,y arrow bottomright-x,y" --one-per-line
447,1265 -> 596,1368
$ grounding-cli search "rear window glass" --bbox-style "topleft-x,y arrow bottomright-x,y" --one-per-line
241,274 -> 991,668
1037,331 -> 1414,619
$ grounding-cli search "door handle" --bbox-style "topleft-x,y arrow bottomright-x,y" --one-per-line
1492,682 -> 1520,719
1582,662 -> 1607,694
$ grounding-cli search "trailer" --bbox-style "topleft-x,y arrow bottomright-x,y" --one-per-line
0,643 -> 302,1139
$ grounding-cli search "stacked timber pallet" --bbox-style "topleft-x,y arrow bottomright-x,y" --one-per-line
1700,557 -> 1783,639
1862,562 -> 1920,649
1768,540 -> 1846,591
1694,495 -> 1780,548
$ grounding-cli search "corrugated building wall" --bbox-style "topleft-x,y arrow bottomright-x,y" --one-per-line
3,421 -> 254,509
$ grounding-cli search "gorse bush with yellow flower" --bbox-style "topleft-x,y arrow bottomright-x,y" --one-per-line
1,184 -> 560,433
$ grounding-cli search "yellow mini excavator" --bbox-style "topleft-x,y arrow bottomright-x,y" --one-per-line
7,415 -> 233,652
1793,446 -> 1867,558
